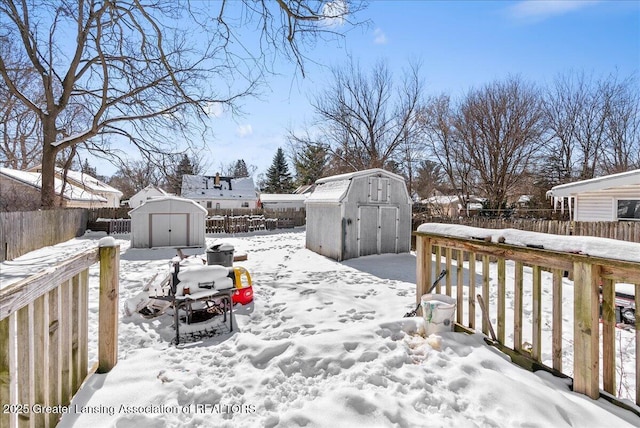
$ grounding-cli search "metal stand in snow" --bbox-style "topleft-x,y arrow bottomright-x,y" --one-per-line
404,269 -> 447,318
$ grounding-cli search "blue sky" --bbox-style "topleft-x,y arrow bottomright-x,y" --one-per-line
95,0 -> 640,178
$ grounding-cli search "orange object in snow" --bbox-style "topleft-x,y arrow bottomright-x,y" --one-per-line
231,266 -> 253,305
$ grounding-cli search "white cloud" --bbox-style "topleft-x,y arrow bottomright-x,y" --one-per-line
509,0 -> 599,21
322,0 -> 348,27
236,124 -> 253,138
373,28 -> 388,45
205,102 -> 224,118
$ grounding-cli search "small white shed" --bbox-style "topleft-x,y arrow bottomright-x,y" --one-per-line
129,196 -> 207,248
305,168 -> 412,261
546,169 -> 640,221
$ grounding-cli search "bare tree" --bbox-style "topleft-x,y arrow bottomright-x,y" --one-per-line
453,77 -> 546,211
0,0 -> 364,208
290,59 -> 425,174
421,94 -> 475,207
600,74 -> 640,174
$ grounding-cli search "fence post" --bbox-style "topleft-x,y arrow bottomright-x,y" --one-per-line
572,261 -> 599,399
98,241 -> 119,373
416,236 -> 432,307
0,316 -> 9,428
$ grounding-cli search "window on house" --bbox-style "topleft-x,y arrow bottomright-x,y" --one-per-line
207,201 -> 212,209
241,202 -> 249,208
216,203 -> 220,210
617,200 -> 640,220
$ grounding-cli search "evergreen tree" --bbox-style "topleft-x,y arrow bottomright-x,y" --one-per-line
264,148 -> 295,193
293,143 -> 327,185
168,154 -> 195,195
233,159 -> 249,177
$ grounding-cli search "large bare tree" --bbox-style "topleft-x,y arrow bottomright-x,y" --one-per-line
0,0 -> 364,208
289,59 -> 426,174
453,77 -> 546,210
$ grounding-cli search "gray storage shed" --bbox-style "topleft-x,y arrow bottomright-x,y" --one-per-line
129,196 -> 207,248
305,168 -> 412,261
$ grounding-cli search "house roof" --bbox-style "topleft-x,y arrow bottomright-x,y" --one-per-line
29,165 -> 123,196
0,167 -> 108,202
546,169 -> 640,198
181,175 -> 257,200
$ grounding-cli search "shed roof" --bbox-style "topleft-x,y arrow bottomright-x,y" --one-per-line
128,196 -> 207,214
315,168 -> 405,184
0,167 -> 108,202
547,169 -> 640,197
307,168 -> 408,204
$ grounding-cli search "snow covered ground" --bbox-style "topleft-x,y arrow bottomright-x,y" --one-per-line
2,228 -> 639,427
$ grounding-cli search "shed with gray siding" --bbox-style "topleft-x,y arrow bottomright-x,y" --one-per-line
546,169 -> 640,221
305,168 -> 412,261
129,196 -> 207,248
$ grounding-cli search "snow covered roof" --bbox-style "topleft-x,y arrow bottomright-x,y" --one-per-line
128,196 -> 207,214
315,168 -> 404,184
28,165 -> 123,196
0,167 -> 108,202
307,168 -> 406,204
546,169 -> 640,198
305,179 -> 351,203
259,193 -> 307,202
181,175 -> 257,200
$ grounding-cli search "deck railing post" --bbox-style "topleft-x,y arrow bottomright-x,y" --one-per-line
572,261 -> 599,399
416,236 -> 432,307
98,243 -> 120,373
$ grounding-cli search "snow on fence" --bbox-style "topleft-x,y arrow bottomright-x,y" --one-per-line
414,227 -> 640,409
0,243 -> 120,428
0,209 -> 88,262
411,217 -> 640,244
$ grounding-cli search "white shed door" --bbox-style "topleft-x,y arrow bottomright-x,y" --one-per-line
150,213 -> 188,247
357,206 -> 399,257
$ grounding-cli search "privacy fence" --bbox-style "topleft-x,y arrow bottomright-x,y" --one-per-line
0,209 -> 88,262
0,243 -> 120,428
411,217 -> 640,244
415,229 -> 640,412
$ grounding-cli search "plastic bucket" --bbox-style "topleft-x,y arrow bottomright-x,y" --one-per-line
421,294 -> 456,335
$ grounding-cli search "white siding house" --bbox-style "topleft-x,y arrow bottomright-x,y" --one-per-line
129,196 -> 207,248
0,167 -> 109,209
128,185 -> 169,208
181,174 -> 259,209
305,168 -> 412,261
259,193 -> 307,211
546,169 -> 640,221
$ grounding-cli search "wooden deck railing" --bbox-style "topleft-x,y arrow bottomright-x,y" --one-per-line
415,229 -> 640,407
0,243 -> 120,428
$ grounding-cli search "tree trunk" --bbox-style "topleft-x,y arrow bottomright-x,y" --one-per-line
40,117 -> 59,209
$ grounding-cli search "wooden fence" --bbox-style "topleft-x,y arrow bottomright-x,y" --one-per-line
411,217 -> 640,244
0,243 -> 120,428
0,209 -> 88,262
415,229 -> 640,409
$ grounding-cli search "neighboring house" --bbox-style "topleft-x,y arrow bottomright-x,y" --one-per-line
259,193 -> 307,211
546,169 -> 640,221
422,195 -> 483,217
181,173 -> 259,210
305,168 -> 412,261
28,165 -> 123,208
0,167 -> 108,209
128,185 -> 170,208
